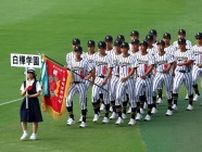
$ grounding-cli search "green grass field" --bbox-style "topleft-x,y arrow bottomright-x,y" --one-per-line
0,0 -> 202,152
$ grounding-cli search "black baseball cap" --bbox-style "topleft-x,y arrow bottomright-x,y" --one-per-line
157,40 -> 165,46
98,41 -> 106,48
195,32 -> 202,40
104,35 -> 113,42
163,32 -> 171,39
145,34 -> 154,41
131,39 -> 140,45
178,38 -> 186,45
72,38 -> 80,45
140,41 -> 148,47
149,29 -> 157,36
114,39 -> 122,47
178,29 -> 186,35
121,42 -> 129,49
74,46 -> 83,53
116,34 -> 125,42
130,30 -> 139,37
87,40 -> 95,47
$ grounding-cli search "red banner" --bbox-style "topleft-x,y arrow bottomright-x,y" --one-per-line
41,56 -> 72,118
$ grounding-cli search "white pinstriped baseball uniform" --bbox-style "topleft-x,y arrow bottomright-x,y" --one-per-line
173,49 -> 194,95
153,52 -> 175,99
115,54 -> 137,108
66,58 -> 93,110
191,44 -> 202,85
91,53 -> 111,104
135,52 -> 155,104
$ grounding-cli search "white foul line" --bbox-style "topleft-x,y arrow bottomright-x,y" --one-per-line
0,98 -> 23,106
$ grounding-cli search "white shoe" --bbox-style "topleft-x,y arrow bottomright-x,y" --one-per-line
67,118 -> 75,125
79,121 -> 87,128
151,107 -> 157,114
29,133 -> 37,140
127,107 -> 132,114
172,104 -> 177,111
128,118 -> 136,126
135,113 -> 142,121
109,106 -> 113,112
115,117 -> 124,125
110,112 -> 117,119
184,94 -> 188,100
20,132 -> 28,141
156,98 -> 163,104
79,115 -> 83,123
92,114 -> 99,122
100,103 -> 105,111
144,114 -> 151,121
122,113 -> 127,119
140,108 -> 145,114
143,102 -> 148,109
193,94 -> 199,101
102,117 -> 109,124
165,109 -> 173,116
186,104 -> 193,111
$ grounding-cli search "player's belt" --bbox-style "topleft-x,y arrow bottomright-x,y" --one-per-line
178,70 -> 190,73
73,81 -> 84,84
98,75 -> 105,78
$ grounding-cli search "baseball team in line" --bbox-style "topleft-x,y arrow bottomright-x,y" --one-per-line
65,29 -> 202,128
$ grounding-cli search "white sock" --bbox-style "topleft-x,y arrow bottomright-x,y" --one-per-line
23,130 -> 28,134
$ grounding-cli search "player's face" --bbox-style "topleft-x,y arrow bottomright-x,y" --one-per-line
163,38 -> 170,44
196,39 -> 202,45
88,46 -> 95,52
99,48 -> 106,54
131,36 -> 138,41
121,48 -> 128,54
140,45 -> 147,53
178,44 -> 186,50
157,44 -> 165,52
114,46 -> 121,54
106,42 -> 113,49
178,34 -> 185,39
74,52 -> 81,59
131,44 -> 139,51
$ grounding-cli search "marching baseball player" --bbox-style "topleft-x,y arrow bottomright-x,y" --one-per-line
129,30 -> 139,50
91,41 -> 112,124
135,41 -> 155,121
105,35 -> 114,52
108,39 -> 123,119
149,29 -> 158,48
66,38 -> 81,66
66,46 -> 94,128
115,42 -> 138,125
191,32 -> 202,102
153,40 -> 175,116
173,29 -> 192,50
116,34 -> 125,42
172,38 -> 194,111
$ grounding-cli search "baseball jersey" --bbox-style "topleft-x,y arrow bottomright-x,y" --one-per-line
136,53 -> 155,77
173,40 -> 192,50
174,49 -> 194,72
154,52 -> 174,73
192,45 -> 202,65
66,51 -> 85,66
93,53 -> 112,77
147,47 -> 158,56
68,58 -> 93,82
164,45 -> 176,56
117,54 -> 137,77
110,50 -> 121,76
